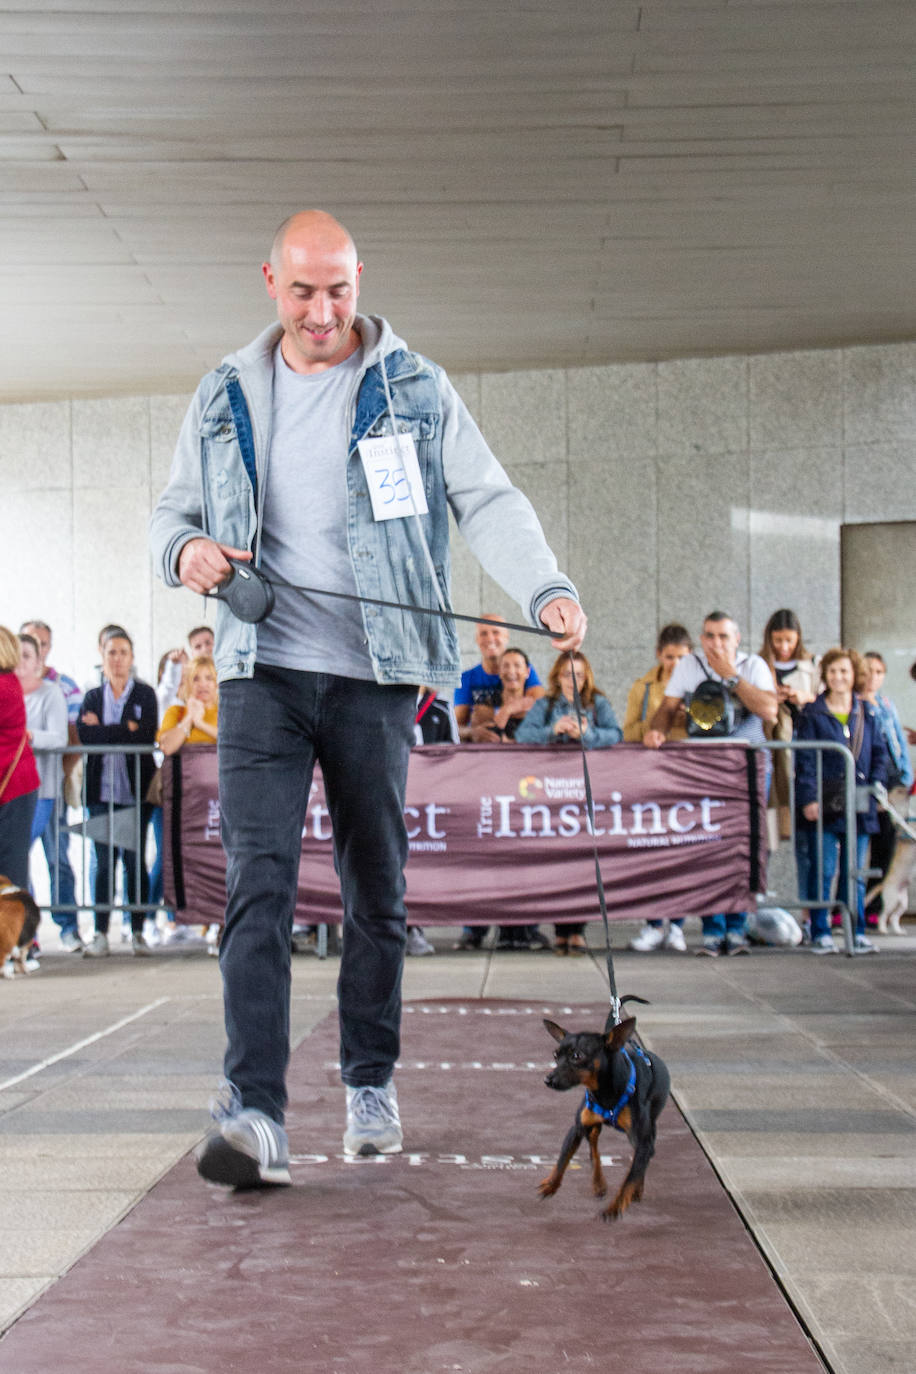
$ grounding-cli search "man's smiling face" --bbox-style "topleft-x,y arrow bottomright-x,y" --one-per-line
262,214 -> 362,374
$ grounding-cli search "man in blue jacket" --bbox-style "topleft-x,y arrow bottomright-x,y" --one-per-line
150,209 -> 586,1189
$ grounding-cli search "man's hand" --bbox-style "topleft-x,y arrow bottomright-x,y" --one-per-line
703,643 -> 737,679
81,711 -> 100,726
178,538 -> 252,595
803,801 -> 819,822
643,728 -> 666,750
539,597 -> 587,652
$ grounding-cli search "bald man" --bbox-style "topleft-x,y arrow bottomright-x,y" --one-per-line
151,210 -> 586,1190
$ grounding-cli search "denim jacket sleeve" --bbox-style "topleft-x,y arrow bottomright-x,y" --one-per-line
513,697 -> 553,744
585,695 -> 623,749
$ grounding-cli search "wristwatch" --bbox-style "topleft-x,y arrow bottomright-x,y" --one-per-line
723,675 -> 740,689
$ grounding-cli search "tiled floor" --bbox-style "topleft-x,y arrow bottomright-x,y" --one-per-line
0,921 -> 912,1372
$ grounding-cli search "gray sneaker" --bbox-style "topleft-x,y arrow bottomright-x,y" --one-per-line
197,1085 -> 291,1189
344,1081 -> 403,1157
131,933 -> 153,958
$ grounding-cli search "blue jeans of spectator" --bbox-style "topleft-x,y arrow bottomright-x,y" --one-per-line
218,666 -> 416,1124
701,912 -> 747,939
699,749 -> 770,943
88,802 -> 152,937
40,797 -> 78,934
148,805 -> 164,907
810,829 -> 869,940
29,797 -> 54,845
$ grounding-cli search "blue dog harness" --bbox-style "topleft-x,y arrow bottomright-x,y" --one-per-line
583,1044 -> 653,1130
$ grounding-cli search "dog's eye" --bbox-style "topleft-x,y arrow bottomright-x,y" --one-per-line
570,1051 -> 587,1065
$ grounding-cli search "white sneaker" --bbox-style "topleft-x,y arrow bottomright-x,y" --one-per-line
60,929 -> 84,953
197,1087 -> 291,1189
344,1081 -> 403,1157
406,927 -> 435,956
131,933 -> 153,957
83,932 -> 110,958
628,924 -> 666,952
811,933 -> 838,954
664,923 -> 687,952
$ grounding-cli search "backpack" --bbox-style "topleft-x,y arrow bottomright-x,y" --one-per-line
685,655 -> 748,738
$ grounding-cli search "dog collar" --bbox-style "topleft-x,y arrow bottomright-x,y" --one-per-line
584,1044 -> 651,1130
0,884 -> 20,899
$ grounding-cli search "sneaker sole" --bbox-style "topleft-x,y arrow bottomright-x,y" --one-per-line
725,945 -> 750,957
196,1135 -> 291,1189
344,1139 -> 403,1158
695,946 -> 720,958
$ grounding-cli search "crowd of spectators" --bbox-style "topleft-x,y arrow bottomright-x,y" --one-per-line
0,606 -> 913,967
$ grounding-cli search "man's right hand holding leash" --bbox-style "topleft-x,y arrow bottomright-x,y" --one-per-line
178,537 -> 252,595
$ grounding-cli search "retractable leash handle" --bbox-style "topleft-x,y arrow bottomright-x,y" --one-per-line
209,559 -> 276,623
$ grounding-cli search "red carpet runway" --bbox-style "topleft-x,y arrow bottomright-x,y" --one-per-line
0,1000 -> 825,1373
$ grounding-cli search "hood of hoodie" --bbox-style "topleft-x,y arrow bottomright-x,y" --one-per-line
221,313 -> 409,380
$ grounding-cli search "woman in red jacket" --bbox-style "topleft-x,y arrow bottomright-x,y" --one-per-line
0,624 -> 41,889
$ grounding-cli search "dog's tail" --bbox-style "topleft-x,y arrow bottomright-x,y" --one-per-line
620,995 -> 650,1009
15,893 -> 40,950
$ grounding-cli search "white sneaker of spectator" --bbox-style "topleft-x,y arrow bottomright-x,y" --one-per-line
628,923 -> 666,952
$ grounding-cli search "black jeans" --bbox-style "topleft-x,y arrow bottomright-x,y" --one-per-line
218,666 -> 416,1124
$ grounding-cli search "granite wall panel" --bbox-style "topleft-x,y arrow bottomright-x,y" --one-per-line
0,341 -> 912,700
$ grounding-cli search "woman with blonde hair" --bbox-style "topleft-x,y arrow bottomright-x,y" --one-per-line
158,655 -> 219,755
623,624 -> 693,952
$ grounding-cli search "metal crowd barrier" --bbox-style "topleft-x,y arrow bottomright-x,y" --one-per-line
30,738 -> 869,956
32,743 -> 161,918
758,738 -> 866,956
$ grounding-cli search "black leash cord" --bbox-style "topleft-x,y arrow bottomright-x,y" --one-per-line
208,559 -> 621,1026
568,671 -> 621,1028
208,559 -> 556,639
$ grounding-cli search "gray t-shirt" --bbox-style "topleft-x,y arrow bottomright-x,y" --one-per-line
256,344 -> 375,679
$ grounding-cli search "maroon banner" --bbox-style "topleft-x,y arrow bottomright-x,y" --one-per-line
162,742 -> 767,926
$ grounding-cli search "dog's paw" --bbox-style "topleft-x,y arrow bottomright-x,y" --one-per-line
592,1181 -> 607,1198
537,1175 -> 560,1198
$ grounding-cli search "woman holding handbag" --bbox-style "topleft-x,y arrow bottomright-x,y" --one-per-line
0,625 -> 40,889
796,648 -> 887,954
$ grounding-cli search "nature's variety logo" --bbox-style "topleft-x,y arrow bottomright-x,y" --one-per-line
518,775 -> 543,800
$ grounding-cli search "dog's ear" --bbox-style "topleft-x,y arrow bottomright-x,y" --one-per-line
606,1017 -> 637,1052
543,1018 -> 567,1043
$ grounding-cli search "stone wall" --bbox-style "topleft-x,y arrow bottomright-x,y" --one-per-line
2,341 -> 913,717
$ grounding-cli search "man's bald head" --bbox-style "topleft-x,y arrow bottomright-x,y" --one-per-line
270,211 -> 358,272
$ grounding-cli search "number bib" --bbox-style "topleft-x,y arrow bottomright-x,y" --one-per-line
357,434 -> 429,522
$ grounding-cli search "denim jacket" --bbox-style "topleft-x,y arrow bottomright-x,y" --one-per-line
515,692 -> 623,749
871,692 -> 914,789
150,316 -> 577,686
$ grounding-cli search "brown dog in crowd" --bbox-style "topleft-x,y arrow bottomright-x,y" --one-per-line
0,876 -> 41,977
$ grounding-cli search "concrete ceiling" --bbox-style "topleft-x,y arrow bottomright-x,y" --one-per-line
1,0 -> 914,401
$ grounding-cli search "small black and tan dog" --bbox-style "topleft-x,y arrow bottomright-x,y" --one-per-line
538,1000 -> 670,1221
0,876 -> 41,977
